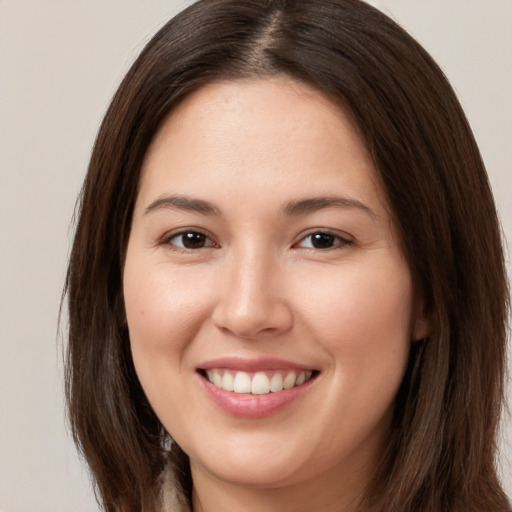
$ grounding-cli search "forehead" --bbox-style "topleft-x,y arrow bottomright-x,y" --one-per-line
144,77 -> 366,165
138,77 -> 387,218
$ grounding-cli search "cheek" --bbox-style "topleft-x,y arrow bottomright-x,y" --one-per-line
304,258 -> 413,343
296,260 -> 413,444
122,254 -> 216,432
297,257 -> 414,393
123,254 -> 211,374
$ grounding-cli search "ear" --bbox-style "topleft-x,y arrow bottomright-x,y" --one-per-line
411,298 -> 431,342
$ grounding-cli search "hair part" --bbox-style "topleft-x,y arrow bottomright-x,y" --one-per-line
65,1 -> 511,511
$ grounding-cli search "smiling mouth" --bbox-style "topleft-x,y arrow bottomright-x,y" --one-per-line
199,369 -> 318,395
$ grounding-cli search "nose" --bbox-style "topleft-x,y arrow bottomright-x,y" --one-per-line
211,250 -> 293,340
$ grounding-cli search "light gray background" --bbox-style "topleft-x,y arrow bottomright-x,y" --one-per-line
0,1 -> 510,511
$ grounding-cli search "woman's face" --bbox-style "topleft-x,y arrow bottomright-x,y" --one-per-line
124,78 -> 428,496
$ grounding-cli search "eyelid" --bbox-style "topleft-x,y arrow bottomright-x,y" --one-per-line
160,227 -> 219,250
293,229 -> 354,249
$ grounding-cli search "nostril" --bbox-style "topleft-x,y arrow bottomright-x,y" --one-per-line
211,302 -> 294,340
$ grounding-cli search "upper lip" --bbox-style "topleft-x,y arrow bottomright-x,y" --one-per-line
198,356 -> 316,372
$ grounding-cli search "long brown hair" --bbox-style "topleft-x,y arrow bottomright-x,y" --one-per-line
64,1 -> 511,510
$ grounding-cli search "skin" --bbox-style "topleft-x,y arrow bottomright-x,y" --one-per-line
123,77 -> 429,512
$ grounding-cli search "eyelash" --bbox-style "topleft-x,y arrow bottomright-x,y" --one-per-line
293,230 -> 353,251
161,229 -> 218,252
160,229 -> 353,252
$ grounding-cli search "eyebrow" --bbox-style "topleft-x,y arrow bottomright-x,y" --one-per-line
283,196 -> 376,219
144,194 -> 376,219
144,195 -> 221,216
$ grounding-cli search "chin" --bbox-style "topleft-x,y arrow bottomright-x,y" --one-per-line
184,433 -> 312,489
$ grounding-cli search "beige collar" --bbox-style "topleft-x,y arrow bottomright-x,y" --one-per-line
158,463 -> 190,512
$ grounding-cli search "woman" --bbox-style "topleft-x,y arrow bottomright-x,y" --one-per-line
64,1 -> 511,511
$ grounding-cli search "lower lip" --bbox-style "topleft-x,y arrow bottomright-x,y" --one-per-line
199,375 -> 316,418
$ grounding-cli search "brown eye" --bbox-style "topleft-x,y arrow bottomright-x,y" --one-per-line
296,231 -> 352,250
309,233 -> 337,249
168,230 -> 216,250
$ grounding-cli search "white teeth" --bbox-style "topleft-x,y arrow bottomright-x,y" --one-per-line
251,372 -> 270,395
221,372 -> 234,391
283,371 -> 296,389
206,369 -> 315,394
233,371 -> 252,393
212,370 -> 222,388
269,373 -> 283,392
